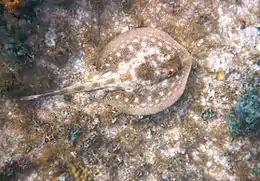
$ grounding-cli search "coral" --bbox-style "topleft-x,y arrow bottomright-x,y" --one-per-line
69,162 -> 92,181
227,83 -> 260,136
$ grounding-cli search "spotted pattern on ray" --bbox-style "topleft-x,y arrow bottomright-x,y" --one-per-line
99,28 -> 192,115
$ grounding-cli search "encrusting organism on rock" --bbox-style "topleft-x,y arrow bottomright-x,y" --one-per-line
0,0 -> 23,12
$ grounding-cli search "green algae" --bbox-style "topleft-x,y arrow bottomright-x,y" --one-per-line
227,83 -> 260,136
201,107 -> 217,121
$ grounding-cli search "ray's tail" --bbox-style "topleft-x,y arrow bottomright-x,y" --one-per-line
20,84 -> 110,101
20,73 -> 122,101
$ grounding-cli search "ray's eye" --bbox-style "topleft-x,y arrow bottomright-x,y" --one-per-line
161,53 -> 182,78
168,68 -> 177,77
168,71 -> 174,77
